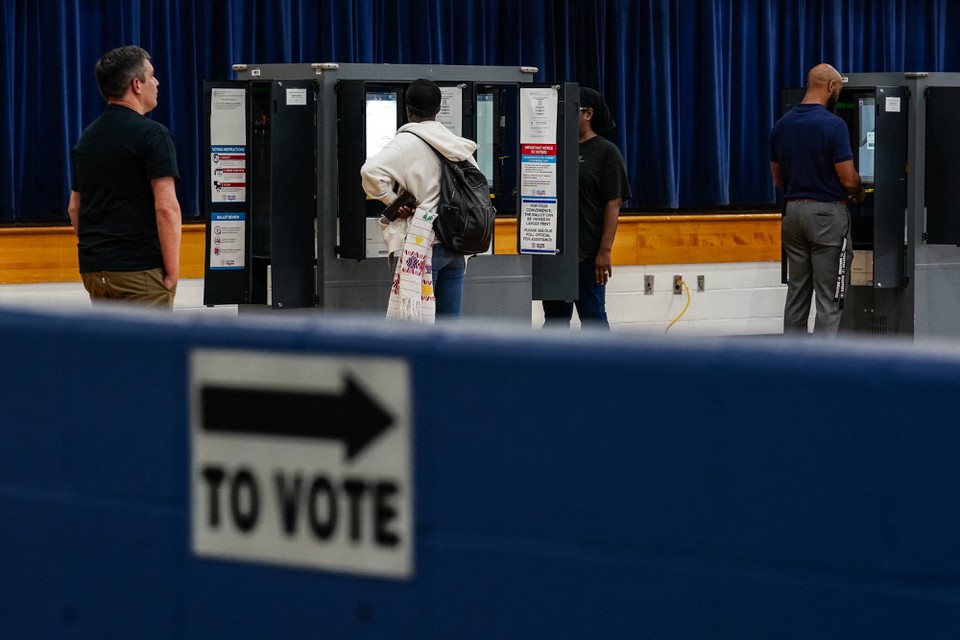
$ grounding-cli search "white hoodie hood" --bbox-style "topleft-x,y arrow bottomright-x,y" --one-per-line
395,120 -> 478,162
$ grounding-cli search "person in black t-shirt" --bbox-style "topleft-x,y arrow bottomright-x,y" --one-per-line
543,87 -> 632,330
68,45 -> 182,309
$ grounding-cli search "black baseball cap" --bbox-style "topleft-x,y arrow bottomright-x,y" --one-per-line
406,79 -> 441,117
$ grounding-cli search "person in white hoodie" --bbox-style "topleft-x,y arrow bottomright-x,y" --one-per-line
361,79 -> 480,322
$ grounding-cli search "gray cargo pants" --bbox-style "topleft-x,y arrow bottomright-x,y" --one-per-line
781,200 -> 853,336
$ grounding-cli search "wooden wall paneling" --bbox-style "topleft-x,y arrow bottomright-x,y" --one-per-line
2,215 -> 781,284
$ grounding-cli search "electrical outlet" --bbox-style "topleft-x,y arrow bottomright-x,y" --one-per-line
673,275 -> 683,294
697,275 -> 705,292
644,275 -> 654,295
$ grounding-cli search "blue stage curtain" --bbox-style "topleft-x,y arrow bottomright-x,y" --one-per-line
2,0 -> 960,221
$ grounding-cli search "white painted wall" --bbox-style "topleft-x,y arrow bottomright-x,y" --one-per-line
532,261 -> 788,336
0,262 -> 789,335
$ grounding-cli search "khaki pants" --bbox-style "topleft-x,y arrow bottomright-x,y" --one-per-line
81,268 -> 176,310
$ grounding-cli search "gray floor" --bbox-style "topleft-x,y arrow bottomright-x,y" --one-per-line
0,279 -> 237,316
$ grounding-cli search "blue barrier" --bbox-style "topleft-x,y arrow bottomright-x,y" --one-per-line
2,305 -> 960,638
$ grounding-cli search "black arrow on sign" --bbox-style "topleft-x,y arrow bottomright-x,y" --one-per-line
200,375 -> 394,461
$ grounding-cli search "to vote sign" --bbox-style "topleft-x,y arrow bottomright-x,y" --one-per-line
189,349 -> 412,579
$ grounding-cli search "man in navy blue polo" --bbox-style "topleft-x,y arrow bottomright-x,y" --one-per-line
770,63 -> 865,336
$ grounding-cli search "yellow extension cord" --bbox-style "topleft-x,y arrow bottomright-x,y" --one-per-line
665,279 -> 691,334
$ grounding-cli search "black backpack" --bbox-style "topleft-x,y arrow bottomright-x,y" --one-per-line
405,131 -> 496,255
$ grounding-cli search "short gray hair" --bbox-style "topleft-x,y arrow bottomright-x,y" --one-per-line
95,45 -> 150,100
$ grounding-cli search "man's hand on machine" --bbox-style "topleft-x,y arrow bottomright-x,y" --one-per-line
847,184 -> 866,204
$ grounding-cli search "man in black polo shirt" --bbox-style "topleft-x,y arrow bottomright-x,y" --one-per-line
68,45 -> 181,308
770,63 -> 865,336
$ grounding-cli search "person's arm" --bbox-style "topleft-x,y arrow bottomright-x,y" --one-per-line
834,159 -> 865,203
360,142 -> 405,204
68,191 -> 81,233
770,161 -> 783,190
594,197 -> 621,285
151,176 -> 182,290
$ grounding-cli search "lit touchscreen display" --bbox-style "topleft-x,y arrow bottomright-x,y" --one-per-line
476,93 -> 495,186
858,97 -> 876,184
365,92 -> 398,159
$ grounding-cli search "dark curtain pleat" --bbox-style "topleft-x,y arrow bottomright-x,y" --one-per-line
3,0 -> 960,221
616,0 -> 680,207
1,1 -> 17,216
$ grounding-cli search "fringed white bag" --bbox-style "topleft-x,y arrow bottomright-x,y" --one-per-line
385,207 -> 437,323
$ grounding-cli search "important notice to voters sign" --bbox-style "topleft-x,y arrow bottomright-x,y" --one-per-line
189,350 -> 413,579
519,87 -> 560,254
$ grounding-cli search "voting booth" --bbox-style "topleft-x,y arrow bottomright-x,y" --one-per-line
783,72 -> 960,338
201,63 -> 580,317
